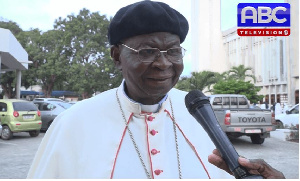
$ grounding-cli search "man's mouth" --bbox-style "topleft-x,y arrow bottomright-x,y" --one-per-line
148,77 -> 171,81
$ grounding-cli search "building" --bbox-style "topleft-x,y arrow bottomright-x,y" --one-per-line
191,0 -> 299,106
0,28 -> 31,99
222,0 -> 298,106
191,0 -> 228,73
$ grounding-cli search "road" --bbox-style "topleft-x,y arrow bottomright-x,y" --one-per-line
231,136 -> 299,179
0,132 -> 298,179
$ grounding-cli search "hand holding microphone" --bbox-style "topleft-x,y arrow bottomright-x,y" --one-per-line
185,90 -> 284,179
209,149 -> 285,179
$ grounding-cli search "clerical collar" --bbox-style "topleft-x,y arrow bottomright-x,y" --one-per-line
122,80 -> 168,113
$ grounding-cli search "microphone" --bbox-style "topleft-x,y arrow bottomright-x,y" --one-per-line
185,90 -> 263,179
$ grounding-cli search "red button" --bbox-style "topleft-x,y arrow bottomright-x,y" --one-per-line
150,130 -> 158,135
151,149 -> 160,155
148,116 -> 154,121
154,169 -> 163,175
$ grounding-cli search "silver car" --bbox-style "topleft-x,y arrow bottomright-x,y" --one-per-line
33,100 -> 72,131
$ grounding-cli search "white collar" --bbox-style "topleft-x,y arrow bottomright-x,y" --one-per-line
118,80 -> 168,114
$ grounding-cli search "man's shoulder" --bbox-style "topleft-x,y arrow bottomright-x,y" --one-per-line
67,88 -> 117,112
83,88 -> 117,103
169,88 -> 188,96
169,88 -> 188,102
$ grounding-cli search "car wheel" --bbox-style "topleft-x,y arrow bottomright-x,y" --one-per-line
29,130 -> 40,137
276,120 -> 284,129
1,126 -> 13,140
250,134 -> 265,144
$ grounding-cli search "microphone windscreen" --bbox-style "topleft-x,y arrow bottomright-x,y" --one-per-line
185,90 -> 210,114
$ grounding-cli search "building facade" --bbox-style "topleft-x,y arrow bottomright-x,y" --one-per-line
223,29 -> 299,106
191,0 -> 228,73
191,0 -> 299,106
222,0 -> 299,106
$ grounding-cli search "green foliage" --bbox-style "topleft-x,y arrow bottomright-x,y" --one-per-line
0,21 -> 22,35
0,72 -> 16,98
175,65 -> 262,103
0,9 -> 122,99
54,8 -> 122,98
226,65 -> 256,82
212,79 -> 263,103
176,71 -> 221,92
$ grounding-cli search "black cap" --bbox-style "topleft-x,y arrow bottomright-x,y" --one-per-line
108,0 -> 189,45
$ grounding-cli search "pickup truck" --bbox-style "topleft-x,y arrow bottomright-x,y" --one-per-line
207,94 -> 276,144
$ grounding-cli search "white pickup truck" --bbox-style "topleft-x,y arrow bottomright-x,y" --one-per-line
208,94 -> 276,144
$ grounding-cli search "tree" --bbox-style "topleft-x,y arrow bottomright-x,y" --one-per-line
175,77 -> 191,92
212,79 -> 263,103
227,65 -> 256,82
16,28 -> 67,98
176,71 -> 221,92
54,9 -> 122,99
17,29 -> 43,89
0,21 -> 22,35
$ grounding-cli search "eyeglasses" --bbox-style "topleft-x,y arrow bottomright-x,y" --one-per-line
121,44 -> 186,63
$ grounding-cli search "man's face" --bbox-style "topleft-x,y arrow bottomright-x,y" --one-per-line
112,32 -> 184,105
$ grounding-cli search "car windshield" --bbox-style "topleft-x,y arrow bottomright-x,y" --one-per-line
291,105 -> 299,114
57,102 -> 72,109
13,102 -> 38,111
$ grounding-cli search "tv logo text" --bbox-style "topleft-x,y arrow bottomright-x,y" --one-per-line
237,3 -> 290,36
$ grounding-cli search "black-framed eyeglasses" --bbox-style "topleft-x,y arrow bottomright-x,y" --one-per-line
121,44 -> 186,63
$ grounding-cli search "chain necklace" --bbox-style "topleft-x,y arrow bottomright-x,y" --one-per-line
116,89 -> 182,179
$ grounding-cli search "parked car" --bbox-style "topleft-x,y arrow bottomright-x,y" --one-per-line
275,104 -> 299,129
33,100 -> 72,131
0,99 -> 42,140
33,98 -> 64,102
208,94 -> 275,144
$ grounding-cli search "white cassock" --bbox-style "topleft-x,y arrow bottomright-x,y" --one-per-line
27,81 -> 233,179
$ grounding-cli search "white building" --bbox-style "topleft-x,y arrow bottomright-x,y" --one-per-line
191,0 -> 228,73
191,0 -> 299,106
0,28 -> 31,99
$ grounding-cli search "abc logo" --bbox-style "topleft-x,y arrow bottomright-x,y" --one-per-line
238,3 -> 290,27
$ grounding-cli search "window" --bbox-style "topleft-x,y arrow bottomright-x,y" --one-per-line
290,105 -> 299,114
58,102 -> 72,109
0,103 -> 7,112
213,97 -> 222,105
223,97 -> 230,105
41,103 -> 56,111
238,97 -> 247,105
231,97 -> 237,105
13,102 -> 38,111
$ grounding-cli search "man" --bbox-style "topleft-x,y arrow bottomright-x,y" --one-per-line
27,0 -> 285,179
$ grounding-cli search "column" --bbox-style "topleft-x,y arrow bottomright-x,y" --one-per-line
16,69 -> 22,99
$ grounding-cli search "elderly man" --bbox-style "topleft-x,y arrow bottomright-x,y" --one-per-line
27,0 -> 284,179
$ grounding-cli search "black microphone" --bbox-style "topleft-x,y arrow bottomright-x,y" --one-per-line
185,90 -> 263,179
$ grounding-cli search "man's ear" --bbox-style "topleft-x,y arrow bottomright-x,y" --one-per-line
111,45 -> 122,70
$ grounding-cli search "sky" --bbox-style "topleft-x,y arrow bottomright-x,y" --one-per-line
0,0 -> 284,76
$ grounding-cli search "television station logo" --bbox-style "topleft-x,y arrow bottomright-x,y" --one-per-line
237,3 -> 290,36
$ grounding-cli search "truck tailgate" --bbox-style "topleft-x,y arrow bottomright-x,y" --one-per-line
230,109 -> 272,126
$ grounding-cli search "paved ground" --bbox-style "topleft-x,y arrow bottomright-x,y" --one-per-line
0,131 -> 298,179
0,132 -> 43,179
231,134 -> 299,179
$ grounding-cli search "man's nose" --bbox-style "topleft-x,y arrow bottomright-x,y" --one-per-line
152,52 -> 172,69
